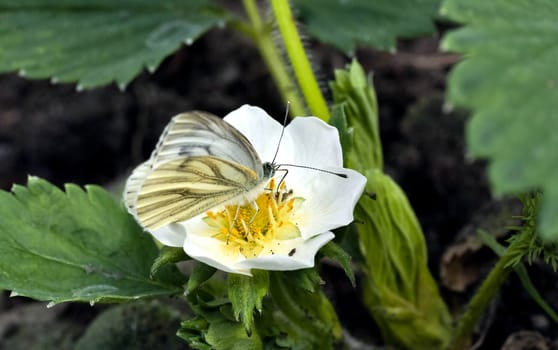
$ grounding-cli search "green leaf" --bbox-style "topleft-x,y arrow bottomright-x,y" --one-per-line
441,0 -> 558,240
357,171 -> 452,350
330,59 -> 451,349
75,301 -> 184,350
319,242 -> 355,287
0,177 -> 183,304
514,264 -> 558,325
293,0 -> 440,53
330,60 -> 382,172
227,271 -> 269,334
0,0 -> 227,89
328,103 -> 354,165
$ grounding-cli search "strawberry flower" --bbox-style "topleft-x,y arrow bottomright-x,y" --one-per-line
127,105 -> 366,275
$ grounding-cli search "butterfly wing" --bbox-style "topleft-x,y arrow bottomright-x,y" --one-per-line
125,112 -> 265,231
150,111 -> 263,172
135,156 -> 262,230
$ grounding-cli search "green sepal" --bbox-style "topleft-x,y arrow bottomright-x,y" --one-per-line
333,223 -> 365,265
187,262 -> 217,293
227,270 -> 269,334
150,246 -> 190,278
282,268 -> 321,293
180,278 -> 263,350
181,268 -> 341,349
319,242 -> 355,287
178,316 -> 262,350
268,271 -> 341,349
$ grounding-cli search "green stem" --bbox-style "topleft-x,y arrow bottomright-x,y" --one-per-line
270,0 -> 330,121
448,231 -> 531,349
239,0 -> 306,117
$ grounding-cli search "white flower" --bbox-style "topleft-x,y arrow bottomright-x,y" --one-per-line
137,105 -> 366,276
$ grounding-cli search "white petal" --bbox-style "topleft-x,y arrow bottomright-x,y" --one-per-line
281,117 -> 343,168
292,168 -> 366,239
183,234 -> 251,275
183,212 -> 218,237
234,232 -> 334,271
223,105 -> 284,162
150,223 -> 187,247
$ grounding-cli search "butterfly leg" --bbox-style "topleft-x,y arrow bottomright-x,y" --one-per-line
248,200 -> 259,224
226,204 -> 241,244
277,169 -> 289,196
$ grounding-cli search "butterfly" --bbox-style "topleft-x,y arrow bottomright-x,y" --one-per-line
125,111 -> 278,231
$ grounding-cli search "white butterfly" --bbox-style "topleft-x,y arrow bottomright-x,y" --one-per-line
125,111 -> 278,231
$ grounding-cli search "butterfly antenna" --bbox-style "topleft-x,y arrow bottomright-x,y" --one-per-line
272,102 -> 290,164
279,163 -> 348,178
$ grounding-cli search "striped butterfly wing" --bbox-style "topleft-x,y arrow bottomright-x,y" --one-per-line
136,156 -> 262,230
125,112 -> 266,231
150,111 -> 263,171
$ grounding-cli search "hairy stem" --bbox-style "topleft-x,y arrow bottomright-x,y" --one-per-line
270,0 -> 330,121
449,231 -> 531,349
239,0 -> 306,117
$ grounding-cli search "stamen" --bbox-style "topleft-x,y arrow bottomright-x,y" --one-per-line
203,179 -> 303,258
270,192 -> 279,213
240,218 -> 250,238
268,205 -> 277,227
287,198 -> 295,212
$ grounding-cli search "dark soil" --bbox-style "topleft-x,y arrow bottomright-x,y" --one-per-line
0,25 -> 556,349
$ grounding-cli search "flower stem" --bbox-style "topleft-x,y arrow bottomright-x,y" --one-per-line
270,0 -> 330,121
448,231 -> 530,349
239,0 -> 306,117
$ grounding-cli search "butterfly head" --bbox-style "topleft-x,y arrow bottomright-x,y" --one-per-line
262,161 -> 279,179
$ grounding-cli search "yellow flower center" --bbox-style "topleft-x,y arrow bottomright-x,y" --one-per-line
203,178 -> 303,258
